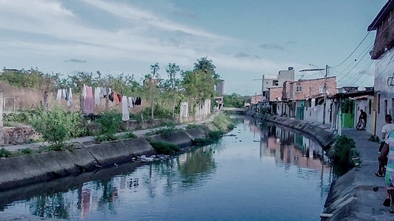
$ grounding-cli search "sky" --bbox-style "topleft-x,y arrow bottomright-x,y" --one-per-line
0,0 -> 388,95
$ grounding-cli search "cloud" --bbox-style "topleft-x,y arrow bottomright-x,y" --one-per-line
259,43 -> 284,51
172,10 -> 198,20
64,59 -> 87,63
234,53 -> 261,59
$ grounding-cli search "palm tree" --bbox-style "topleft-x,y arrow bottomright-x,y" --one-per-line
193,57 -> 216,74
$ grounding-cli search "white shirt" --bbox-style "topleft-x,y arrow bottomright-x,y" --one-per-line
382,123 -> 394,140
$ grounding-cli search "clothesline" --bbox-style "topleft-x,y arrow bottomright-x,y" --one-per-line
56,86 -> 142,117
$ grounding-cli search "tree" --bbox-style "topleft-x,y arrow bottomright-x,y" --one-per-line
165,63 -> 181,117
182,69 -> 217,111
149,63 -> 160,119
193,57 -> 216,74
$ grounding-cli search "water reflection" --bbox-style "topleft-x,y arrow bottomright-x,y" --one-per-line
3,117 -> 332,221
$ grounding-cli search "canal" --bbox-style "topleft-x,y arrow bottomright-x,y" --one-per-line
1,117 -> 333,220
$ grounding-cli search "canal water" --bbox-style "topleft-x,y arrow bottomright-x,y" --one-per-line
1,117 -> 333,221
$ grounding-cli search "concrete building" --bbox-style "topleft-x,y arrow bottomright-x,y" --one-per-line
263,67 -> 295,103
368,0 -> 394,136
215,80 -> 225,96
268,76 -> 338,124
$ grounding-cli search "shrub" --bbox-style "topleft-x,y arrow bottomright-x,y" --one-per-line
212,113 -> 234,132
145,126 -> 178,137
94,110 -> 122,142
150,141 -> 180,155
0,148 -> 12,158
21,148 -> 33,155
31,105 -> 84,150
118,132 -> 137,139
328,135 -> 359,176
186,124 -> 205,130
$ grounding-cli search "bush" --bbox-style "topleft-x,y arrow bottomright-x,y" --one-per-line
31,105 -> 84,150
150,141 -> 180,155
328,135 -> 359,176
212,113 -> 234,132
94,110 -> 122,141
0,148 -> 12,158
118,132 -> 137,140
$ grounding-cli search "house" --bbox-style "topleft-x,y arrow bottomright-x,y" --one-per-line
368,0 -> 394,136
281,76 -> 338,124
262,67 -> 295,103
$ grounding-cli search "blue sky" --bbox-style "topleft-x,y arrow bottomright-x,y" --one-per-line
0,0 -> 387,95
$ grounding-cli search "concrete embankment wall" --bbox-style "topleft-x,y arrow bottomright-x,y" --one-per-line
253,114 -> 336,150
0,128 -> 210,191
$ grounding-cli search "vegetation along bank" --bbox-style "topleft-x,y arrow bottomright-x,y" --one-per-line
0,113 -> 234,191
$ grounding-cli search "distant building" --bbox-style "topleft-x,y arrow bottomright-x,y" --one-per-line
262,67 -> 295,103
215,80 -> 225,96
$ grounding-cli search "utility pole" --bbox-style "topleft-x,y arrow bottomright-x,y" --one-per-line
323,65 -> 329,124
299,64 -> 328,124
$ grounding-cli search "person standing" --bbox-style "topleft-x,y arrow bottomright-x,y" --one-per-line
359,109 -> 367,130
377,115 -> 394,177
380,130 -> 394,211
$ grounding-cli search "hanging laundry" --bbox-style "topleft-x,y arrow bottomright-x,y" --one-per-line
108,91 -> 114,102
62,89 -> 67,100
56,89 -> 62,101
122,95 -> 130,121
82,85 -> 87,99
67,88 -> 73,107
84,86 -> 94,114
128,97 -> 134,108
94,87 -> 101,106
113,91 -> 120,104
135,97 -> 141,106
65,89 -> 69,101
100,87 -> 105,98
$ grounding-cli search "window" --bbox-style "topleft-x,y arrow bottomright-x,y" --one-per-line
296,86 -> 302,92
378,94 -> 381,114
368,99 -> 372,114
319,85 -> 325,93
273,80 -> 279,86
385,99 -> 388,115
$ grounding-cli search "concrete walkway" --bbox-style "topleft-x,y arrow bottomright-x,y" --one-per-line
1,113 -> 217,153
333,128 -> 392,220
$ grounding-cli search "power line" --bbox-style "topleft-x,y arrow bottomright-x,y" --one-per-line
337,44 -> 373,82
336,41 -> 374,75
351,61 -> 374,86
331,32 -> 371,68
340,59 -> 372,86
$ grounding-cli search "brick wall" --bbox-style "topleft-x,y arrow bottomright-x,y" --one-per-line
290,77 -> 337,101
268,87 -> 282,101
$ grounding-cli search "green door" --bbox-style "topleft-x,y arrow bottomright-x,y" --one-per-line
342,113 -> 354,128
296,102 -> 305,120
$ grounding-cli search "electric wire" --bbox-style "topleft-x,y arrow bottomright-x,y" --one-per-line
337,46 -> 372,83
331,32 -> 371,68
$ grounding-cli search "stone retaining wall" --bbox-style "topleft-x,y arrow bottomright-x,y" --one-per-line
0,127 -> 212,191
253,114 -> 336,150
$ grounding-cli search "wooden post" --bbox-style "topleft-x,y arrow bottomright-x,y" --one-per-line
0,90 -> 4,145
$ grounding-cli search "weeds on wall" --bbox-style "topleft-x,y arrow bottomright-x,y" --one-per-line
149,141 -> 180,155
328,135 -> 358,176
0,148 -> 12,158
